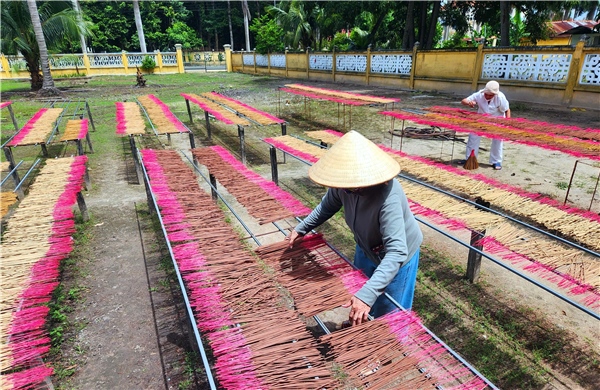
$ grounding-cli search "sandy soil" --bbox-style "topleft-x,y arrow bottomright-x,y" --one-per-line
38,76 -> 600,390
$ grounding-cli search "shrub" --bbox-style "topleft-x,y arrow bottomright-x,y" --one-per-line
140,56 -> 156,73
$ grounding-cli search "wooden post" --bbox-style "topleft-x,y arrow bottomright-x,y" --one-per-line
185,99 -> 193,123
281,123 -> 287,163
7,105 -> 19,131
76,192 -> 89,222
205,111 -> 212,140
85,101 -> 96,131
76,139 -> 84,156
142,167 -> 155,215
85,132 -> 94,152
129,135 -> 143,184
466,229 -> 485,283
471,43 -> 485,92
210,173 -> 218,201
270,146 -> 278,185
238,125 -> 246,165
188,132 -> 196,149
41,144 -> 49,157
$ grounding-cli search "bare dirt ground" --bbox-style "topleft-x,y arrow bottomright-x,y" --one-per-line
7,75 -> 597,390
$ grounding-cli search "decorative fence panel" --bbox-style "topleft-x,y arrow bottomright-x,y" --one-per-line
482,53 -> 572,83
336,54 -> 367,73
580,54 -> 600,85
309,54 -> 333,70
270,54 -> 286,68
371,54 -> 412,75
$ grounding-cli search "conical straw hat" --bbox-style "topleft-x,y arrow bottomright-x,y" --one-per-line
308,130 -> 400,188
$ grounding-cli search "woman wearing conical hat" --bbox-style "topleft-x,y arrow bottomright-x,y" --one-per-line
288,131 -> 423,326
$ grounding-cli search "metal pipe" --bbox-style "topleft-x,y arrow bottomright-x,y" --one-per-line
136,98 -> 159,136
399,174 -> 599,258
415,216 -> 599,321
138,151 -> 218,390
182,153 -> 261,246
13,159 -> 41,192
0,160 -> 24,187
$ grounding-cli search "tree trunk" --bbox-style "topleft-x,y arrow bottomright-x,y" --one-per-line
368,10 -> 388,47
26,0 -> 60,95
500,1 -> 510,46
72,0 -> 87,54
425,1 -> 441,50
242,0 -> 251,51
133,0 -> 147,53
228,0 -> 234,50
418,2 -> 427,46
402,1 -> 415,50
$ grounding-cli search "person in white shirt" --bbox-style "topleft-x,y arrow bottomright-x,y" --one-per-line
460,80 -> 511,170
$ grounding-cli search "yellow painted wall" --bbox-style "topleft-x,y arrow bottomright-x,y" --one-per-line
414,51 -> 477,81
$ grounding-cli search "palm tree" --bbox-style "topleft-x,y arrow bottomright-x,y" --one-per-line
133,0 -> 147,53
26,0 -> 60,95
1,1 -> 89,91
242,0 -> 251,50
267,1 -> 316,50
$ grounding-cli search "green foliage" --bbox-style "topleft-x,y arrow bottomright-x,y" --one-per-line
141,56 -> 156,72
166,21 -> 203,50
250,14 -> 284,54
0,1 -> 90,89
332,31 -> 352,51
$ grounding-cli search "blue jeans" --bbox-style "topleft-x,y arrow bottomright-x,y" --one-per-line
354,245 -> 420,317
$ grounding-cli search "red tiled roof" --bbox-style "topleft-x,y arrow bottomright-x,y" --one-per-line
550,20 -> 599,36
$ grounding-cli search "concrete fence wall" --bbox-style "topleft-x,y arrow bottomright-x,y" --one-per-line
227,42 -> 600,110
0,44 -> 226,80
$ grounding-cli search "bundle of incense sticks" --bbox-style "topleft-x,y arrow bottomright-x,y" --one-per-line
142,149 -> 488,389
8,108 -> 63,147
181,93 -> 250,126
0,101 -> 12,109
280,87 -> 368,106
285,84 -> 400,104
0,156 -> 88,389
427,106 -> 600,142
192,146 -> 311,220
141,149 -> 337,389
255,234 -> 367,317
263,135 -> 599,308
303,131 -> 600,252
115,102 -> 146,135
400,180 -> 599,306
303,129 -> 346,145
202,92 -> 285,125
137,94 -> 187,134
1,192 -> 18,218
322,310 -> 488,389
59,119 -> 89,141
380,110 -> 600,161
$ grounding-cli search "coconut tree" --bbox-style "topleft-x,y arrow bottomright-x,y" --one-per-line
1,1 -> 89,91
133,0 -> 147,53
242,0 -> 251,50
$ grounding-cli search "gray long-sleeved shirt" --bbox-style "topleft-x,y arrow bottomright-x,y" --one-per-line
295,179 -> 423,307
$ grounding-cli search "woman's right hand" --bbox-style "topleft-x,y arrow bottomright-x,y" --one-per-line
286,230 -> 303,248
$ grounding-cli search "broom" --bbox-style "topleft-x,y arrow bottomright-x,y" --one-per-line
463,150 -> 479,170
